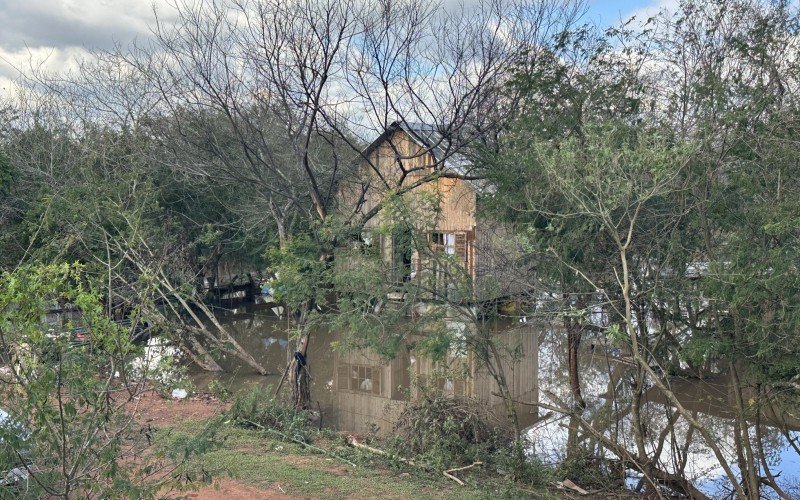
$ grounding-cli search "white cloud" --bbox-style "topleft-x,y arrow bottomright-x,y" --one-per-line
0,0 -> 178,97
0,0 -> 178,50
623,0 -> 681,25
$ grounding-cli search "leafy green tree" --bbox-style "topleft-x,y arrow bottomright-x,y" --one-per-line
0,263 -> 208,498
485,1 -> 800,496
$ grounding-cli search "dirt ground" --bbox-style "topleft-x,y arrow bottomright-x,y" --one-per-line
129,389 -> 231,428
132,390 -> 281,499
181,478 -> 292,500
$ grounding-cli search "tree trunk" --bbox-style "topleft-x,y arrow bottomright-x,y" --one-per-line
290,333 -> 312,410
181,335 -> 224,372
730,361 -> 760,499
564,295 -> 586,411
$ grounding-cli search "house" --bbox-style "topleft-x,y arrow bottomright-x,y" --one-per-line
330,123 -> 539,431
340,121 -> 527,300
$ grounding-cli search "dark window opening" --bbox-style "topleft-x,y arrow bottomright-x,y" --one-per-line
392,225 -> 414,285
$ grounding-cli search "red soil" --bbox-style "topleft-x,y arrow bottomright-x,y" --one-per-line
129,389 -> 230,428
131,390 -> 282,499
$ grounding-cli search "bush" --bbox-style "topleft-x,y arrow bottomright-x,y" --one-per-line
390,391 -> 553,488
207,379 -> 230,402
556,448 -> 617,490
494,440 -> 551,487
227,386 -> 310,442
391,393 -> 511,470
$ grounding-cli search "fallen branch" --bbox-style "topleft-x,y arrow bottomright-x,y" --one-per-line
443,462 -> 483,486
556,478 -> 589,495
274,362 -> 290,397
346,435 -> 416,466
243,419 -> 357,468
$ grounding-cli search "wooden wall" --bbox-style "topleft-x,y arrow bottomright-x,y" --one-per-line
338,128 -> 480,283
329,392 -> 405,436
330,348 -> 409,435
470,323 -> 539,412
340,129 -> 475,233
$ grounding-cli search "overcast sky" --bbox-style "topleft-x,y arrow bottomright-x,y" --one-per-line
0,0 -> 177,93
0,0 -> 668,96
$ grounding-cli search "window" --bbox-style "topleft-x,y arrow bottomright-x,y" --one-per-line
337,363 -> 382,396
430,232 -> 469,266
430,232 -> 455,255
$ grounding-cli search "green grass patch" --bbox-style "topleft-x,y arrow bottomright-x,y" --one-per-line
154,419 -> 551,498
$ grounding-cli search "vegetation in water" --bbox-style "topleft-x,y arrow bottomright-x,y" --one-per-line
0,0 -> 799,497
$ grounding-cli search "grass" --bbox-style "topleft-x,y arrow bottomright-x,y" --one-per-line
155,420 -> 556,499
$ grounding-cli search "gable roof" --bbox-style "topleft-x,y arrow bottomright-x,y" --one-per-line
360,121 -> 471,176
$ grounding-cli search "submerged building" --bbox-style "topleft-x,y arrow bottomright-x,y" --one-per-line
331,122 -> 539,433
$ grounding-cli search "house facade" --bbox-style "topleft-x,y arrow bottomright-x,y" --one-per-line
329,123 -> 538,433
340,121 -> 525,300
340,122 -> 477,292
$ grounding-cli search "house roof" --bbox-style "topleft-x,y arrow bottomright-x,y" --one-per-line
360,121 -> 471,176
359,121 -> 498,195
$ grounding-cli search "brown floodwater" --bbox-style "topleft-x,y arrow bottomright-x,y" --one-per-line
190,302 -> 540,435
191,302 -> 800,498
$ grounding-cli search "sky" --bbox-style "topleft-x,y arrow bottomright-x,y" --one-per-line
0,0 -> 178,94
586,0 -> 674,25
0,0 -> 665,96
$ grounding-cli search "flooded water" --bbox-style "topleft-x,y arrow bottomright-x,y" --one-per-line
191,303 -> 800,498
528,326 -> 800,498
191,302 -> 539,435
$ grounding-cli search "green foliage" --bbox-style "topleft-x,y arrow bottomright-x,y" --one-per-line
266,234 -> 329,311
207,379 -> 231,402
0,1 -> 798,496
495,441 -> 551,487
555,448 -> 617,490
485,0 -> 800,390
483,118 -> 698,392
388,392 -> 552,489
227,386 -> 311,443
0,149 -> 12,196
157,417 -> 551,499
0,120 -> 270,287
391,393 -> 510,470
486,12 -> 800,498
413,324 -> 459,361
0,264 -> 165,497
161,417 -> 226,463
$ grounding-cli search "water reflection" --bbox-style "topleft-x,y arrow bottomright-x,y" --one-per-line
261,337 -> 288,349
191,303 -> 800,497
528,327 -> 800,497
192,303 -> 539,435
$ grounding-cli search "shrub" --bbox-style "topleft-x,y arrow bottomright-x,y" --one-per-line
494,440 -> 551,487
227,386 -> 310,442
391,393 -> 511,470
556,448 -> 617,490
207,379 -> 230,402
